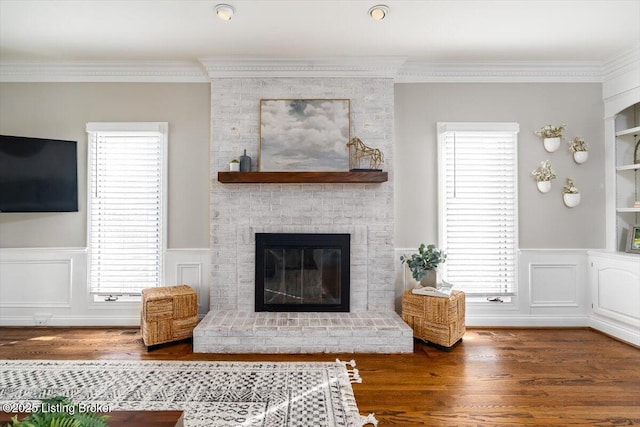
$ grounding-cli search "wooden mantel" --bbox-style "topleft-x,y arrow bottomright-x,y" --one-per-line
217,171 -> 388,184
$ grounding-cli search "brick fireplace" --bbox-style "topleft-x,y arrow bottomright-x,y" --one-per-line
193,59 -> 413,353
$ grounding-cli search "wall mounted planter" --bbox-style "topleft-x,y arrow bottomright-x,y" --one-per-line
573,151 -> 589,164
537,180 -> 552,193
543,137 -> 561,152
563,192 -> 581,208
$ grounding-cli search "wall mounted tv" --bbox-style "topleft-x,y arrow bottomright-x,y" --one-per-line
0,135 -> 78,212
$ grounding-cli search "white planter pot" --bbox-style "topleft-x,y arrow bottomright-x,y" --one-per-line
573,151 -> 589,164
563,192 -> 581,208
229,162 -> 240,172
537,180 -> 551,193
543,137 -> 561,152
419,269 -> 437,288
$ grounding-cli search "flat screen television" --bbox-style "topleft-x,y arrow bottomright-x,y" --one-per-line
0,135 -> 78,212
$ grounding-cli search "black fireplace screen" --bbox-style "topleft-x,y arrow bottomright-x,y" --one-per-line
255,233 -> 350,312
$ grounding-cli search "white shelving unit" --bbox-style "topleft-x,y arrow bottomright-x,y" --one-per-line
589,48 -> 640,346
614,104 -> 640,248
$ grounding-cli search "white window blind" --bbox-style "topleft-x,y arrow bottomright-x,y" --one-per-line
438,123 -> 519,297
86,123 -> 167,296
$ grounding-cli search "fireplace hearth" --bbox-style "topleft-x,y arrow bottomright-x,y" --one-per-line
255,233 -> 350,312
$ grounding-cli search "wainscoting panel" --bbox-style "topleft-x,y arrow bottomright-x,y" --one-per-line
0,259 -> 72,308
165,249 -> 210,316
597,266 -> 640,320
0,247 -> 210,326
394,248 -> 590,327
588,251 -> 640,346
529,264 -> 579,307
521,250 -> 589,319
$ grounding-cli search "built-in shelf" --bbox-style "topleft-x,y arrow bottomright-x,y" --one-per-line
616,207 -> 640,213
615,126 -> 640,137
616,164 -> 640,171
217,171 -> 388,184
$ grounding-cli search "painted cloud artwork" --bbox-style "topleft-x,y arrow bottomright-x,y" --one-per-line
260,99 -> 350,171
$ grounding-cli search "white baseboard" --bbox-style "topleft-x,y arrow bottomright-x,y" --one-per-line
0,316 -> 141,327
466,315 -> 589,328
589,316 -> 640,347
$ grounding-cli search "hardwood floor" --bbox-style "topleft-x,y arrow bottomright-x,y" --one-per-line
0,327 -> 638,426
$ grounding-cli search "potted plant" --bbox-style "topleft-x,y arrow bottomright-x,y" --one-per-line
568,137 -> 589,164
8,396 -> 109,427
400,243 -> 447,288
531,160 -> 557,193
563,178 -> 581,208
535,124 -> 566,152
229,159 -> 240,172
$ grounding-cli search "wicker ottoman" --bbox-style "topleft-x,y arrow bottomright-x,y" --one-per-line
141,285 -> 199,348
402,289 -> 466,349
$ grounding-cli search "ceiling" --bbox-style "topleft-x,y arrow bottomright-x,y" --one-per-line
0,0 -> 639,65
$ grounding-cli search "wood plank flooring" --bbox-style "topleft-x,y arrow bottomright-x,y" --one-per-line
0,327 -> 638,426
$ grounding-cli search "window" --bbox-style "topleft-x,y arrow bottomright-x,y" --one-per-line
437,122 -> 519,297
86,122 -> 168,299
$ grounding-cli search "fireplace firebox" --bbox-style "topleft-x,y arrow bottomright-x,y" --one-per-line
255,233 -> 350,312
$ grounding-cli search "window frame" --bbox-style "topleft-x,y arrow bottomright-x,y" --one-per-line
437,122 -> 519,299
86,122 -> 168,303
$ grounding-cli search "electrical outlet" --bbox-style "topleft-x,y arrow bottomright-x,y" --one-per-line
33,313 -> 51,326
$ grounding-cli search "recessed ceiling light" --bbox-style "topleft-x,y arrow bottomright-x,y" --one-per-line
368,5 -> 388,21
215,4 -> 235,21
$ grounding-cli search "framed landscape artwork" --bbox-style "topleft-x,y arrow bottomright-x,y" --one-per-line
259,99 -> 351,171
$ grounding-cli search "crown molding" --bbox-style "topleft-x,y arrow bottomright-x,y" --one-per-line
602,45 -> 640,81
395,61 -> 603,83
0,57 -> 615,83
0,61 -> 208,82
198,57 -> 408,79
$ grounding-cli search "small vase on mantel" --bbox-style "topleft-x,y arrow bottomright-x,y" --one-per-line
239,149 -> 251,172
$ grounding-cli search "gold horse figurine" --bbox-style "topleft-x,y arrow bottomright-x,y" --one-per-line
347,137 -> 384,170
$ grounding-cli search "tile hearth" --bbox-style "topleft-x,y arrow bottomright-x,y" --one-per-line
193,311 -> 414,354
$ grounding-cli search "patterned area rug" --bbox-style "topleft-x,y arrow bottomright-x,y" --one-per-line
0,359 -> 377,427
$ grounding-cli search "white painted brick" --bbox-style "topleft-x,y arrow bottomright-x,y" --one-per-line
208,77 -> 394,322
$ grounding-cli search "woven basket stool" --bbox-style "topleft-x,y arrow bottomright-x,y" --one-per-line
402,289 -> 466,349
141,285 -> 199,348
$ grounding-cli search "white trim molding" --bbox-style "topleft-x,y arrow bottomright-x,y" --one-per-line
602,45 -> 640,87
0,61 -> 208,83
396,61 -> 603,83
602,45 -> 640,112
3,53 -> 637,83
199,56 -> 408,79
